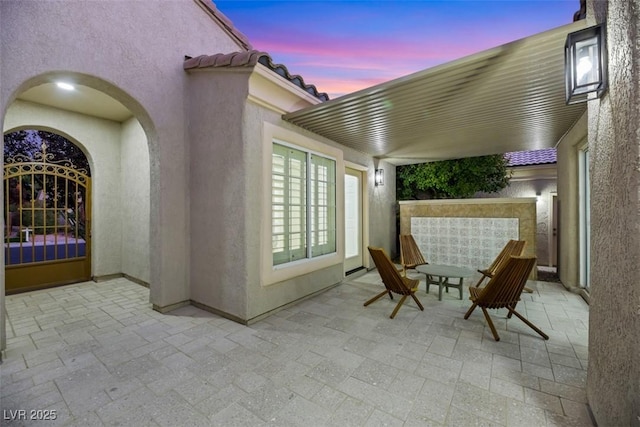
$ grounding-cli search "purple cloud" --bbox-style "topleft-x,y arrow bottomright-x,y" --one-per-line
216,0 -> 579,98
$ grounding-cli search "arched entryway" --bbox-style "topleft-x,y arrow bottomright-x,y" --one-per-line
4,130 -> 91,293
3,75 -> 154,295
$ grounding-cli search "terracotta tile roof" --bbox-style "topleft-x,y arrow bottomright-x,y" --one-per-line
196,0 -> 252,51
184,51 -> 264,68
505,148 -> 557,167
184,50 -> 330,102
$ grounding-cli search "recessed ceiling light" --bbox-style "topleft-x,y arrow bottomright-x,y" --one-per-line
56,82 -> 75,91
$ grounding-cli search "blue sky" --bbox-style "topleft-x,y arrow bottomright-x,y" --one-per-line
215,1 -> 580,98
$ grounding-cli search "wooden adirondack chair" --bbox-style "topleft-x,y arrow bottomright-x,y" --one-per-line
464,255 -> 548,341
399,234 -> 428,276
366,246 -> 424,319
475,239 -> 533,293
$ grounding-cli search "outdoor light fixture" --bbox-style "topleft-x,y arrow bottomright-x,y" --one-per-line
375,169 -> 384,186
565,23 -> 608,104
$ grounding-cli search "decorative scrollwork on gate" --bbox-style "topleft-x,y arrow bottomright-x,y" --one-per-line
4,140 -> 91,267
4,142 -> 89,183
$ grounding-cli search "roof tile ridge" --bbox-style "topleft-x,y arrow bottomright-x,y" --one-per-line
196,0 -> 253,51
257,55 -> 329,101
183,50 -> 268,69
184,50 -> 329,101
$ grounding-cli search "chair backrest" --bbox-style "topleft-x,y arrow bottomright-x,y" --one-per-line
399,234 -> 427,269
485,240 -> 526,276
368,246 -> 412,296
476,256 -> 536,309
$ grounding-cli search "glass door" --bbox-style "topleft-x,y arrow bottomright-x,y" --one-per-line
579,147 -> 590,290
344,168 -> 363,273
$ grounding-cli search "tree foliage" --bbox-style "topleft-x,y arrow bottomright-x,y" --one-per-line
396,154 -> 511,200
4,130 -> 90,174
4,130 -> 89,238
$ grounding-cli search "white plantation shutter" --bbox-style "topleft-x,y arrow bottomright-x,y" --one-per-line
310,154 -> 336,257
272,144 -> 307,265
272,143 -> 336,266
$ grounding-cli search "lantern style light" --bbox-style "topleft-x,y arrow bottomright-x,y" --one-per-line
565,23 -> 608,104
374,169 -> 384,186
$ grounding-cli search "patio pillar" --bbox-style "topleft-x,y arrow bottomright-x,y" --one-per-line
586,0 -> 640,424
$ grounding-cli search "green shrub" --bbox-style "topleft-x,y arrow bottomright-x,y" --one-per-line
20,201 -> 57,231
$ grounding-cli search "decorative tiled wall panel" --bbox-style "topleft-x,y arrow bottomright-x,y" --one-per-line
410,217 -> 519,269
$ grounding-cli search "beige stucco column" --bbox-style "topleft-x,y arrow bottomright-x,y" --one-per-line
586,0 -> 640,424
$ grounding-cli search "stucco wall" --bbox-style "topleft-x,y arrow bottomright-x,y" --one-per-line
244,104 -> 346,322
185,67 -> 397,322
369,161 -> 397,257
476,177 -> 556,265
556,113 -> 587,290
0,0 -> 246,346
120,118 -> 150,284
586,0 -> 640,424
186,70 -> 251,321
245,112 -> 397,322
3,100 -> 124,277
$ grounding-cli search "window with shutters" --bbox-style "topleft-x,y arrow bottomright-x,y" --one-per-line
272,142 -> 336,266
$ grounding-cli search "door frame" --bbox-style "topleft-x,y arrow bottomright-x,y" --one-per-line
549,191 -> 558,267
578,143 -> 590,289
344,162 -> 370,274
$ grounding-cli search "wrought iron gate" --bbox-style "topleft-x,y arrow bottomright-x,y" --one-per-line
4,142 -> 91,293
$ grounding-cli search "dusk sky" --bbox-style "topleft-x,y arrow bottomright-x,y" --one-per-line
215,1 -> 580,99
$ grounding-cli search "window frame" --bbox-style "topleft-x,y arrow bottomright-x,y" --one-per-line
271,140 -> 337,267
261,123 -> 344,287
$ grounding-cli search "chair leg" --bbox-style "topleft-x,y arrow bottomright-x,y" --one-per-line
464,302 -> 478,319
481,307 -> 501,341
390,295 -> 408,319
410,293 -> 424,311
507,303 -> 516,319
523,286 -> 533,293
508,308 -> 549,340
364,290 -> 389,307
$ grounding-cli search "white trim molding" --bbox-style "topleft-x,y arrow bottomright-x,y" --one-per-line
261,122 -> 344,286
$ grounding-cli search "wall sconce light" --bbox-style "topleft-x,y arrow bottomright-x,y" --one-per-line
565,23 -> 608,104
375,169 -> 384,186
536,191 -> 542,202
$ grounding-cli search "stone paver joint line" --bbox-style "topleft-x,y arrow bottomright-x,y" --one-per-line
1,274 -> 591,426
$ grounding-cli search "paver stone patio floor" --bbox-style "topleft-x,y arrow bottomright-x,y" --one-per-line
1,270 -> 592,426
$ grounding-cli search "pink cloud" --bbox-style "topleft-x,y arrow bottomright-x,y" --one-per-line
245,16 -> 556,99
256,36 -> 483,63
253,31 -> 503,89
313,78 -> 391,99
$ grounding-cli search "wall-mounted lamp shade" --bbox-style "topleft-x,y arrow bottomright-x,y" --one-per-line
565,23 -> 607,104
375,169 -> 384,186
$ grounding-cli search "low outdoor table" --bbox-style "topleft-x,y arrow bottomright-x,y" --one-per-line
415,264 -> 474,301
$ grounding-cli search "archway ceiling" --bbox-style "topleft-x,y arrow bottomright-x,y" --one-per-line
18,84 -> 133,123
283,20 -> 588,165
